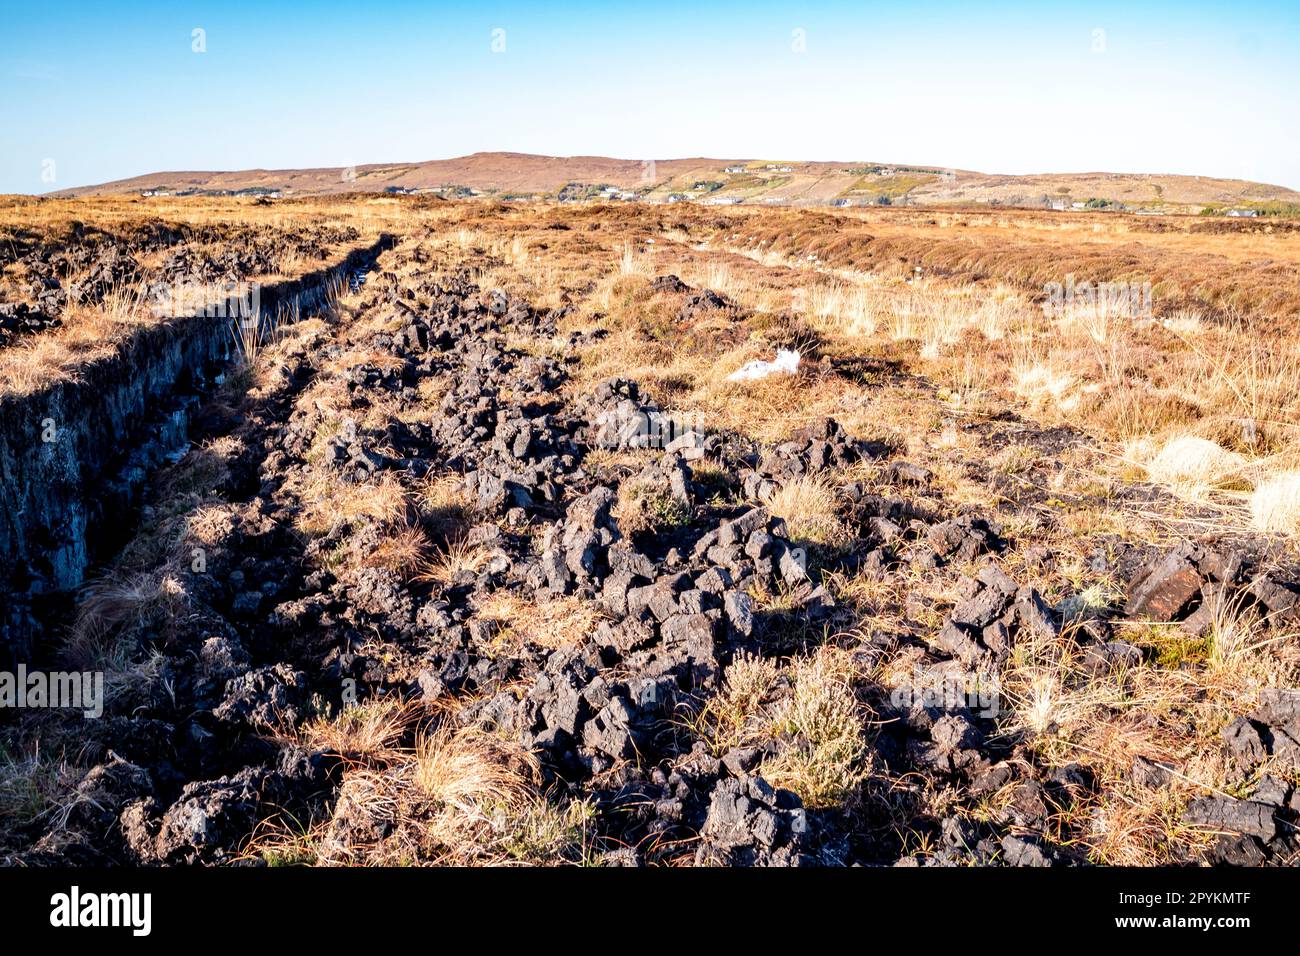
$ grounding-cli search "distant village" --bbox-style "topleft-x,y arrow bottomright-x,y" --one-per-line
135,165 -> 1269,218
139,183 -> 480,199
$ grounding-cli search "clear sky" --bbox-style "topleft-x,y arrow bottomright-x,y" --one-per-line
2,1 -> 1298,194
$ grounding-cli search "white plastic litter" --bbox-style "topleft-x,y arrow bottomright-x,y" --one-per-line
726,349 -> 801,382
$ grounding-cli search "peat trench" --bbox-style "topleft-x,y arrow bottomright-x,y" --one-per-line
0,235 -> 394,665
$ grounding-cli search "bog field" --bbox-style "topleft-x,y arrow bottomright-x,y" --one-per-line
1,192 -> 1298,867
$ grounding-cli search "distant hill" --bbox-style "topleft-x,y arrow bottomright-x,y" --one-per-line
50,152 -> 1300,212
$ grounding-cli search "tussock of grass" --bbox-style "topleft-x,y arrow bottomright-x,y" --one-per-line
1161,308 -> 1205,336
695,652 -> 782,754
410,724 -> 530,808
1144,435 -> 1246,499
415,537 -> 490,586
68,571 -> 186,666
761,475 -> 849,547
1203,586 -> 1269,672
1013,361 -> 1081,412
694,646 -> 870,810
0,746 -> 80,829
416,475 -> 474,540
185,504 -> 239,547
764,648 -> 871,809
802,281 -> 879,337
474,592 -> 605,651
361,522 -> 433,580
259,721 -> 593,866
615,476 -> 691,536
295,474 -> 412,536
1250,471 -> 1300,534
296,698 -> 412,764
617,241 -> 654,277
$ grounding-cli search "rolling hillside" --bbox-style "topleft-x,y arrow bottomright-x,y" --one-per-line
50,152 -> 1300,212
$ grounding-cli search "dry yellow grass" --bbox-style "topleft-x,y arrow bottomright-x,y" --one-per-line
414,537 -> 490,586
761,475 -> 849,547
251,719 -> 593,867
410,724 -> 531,807
67,571 -> 187,666
650,211 -> 1300,522
414,475 -> 475,540
360,522 -> 433,580
1144,435 -> 1246,499
295,474 -> 412,536
0,294 -> 149,396
1250,471 -> 1300,534
763,647 -> 871,809
691,646 -> 870,810
617,241 -> 654,277
695,651 -> 782,754
296,697 -> 412,764
474,591 -> 606,651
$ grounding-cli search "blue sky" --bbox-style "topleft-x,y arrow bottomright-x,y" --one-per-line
2,1 -> 1298,193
